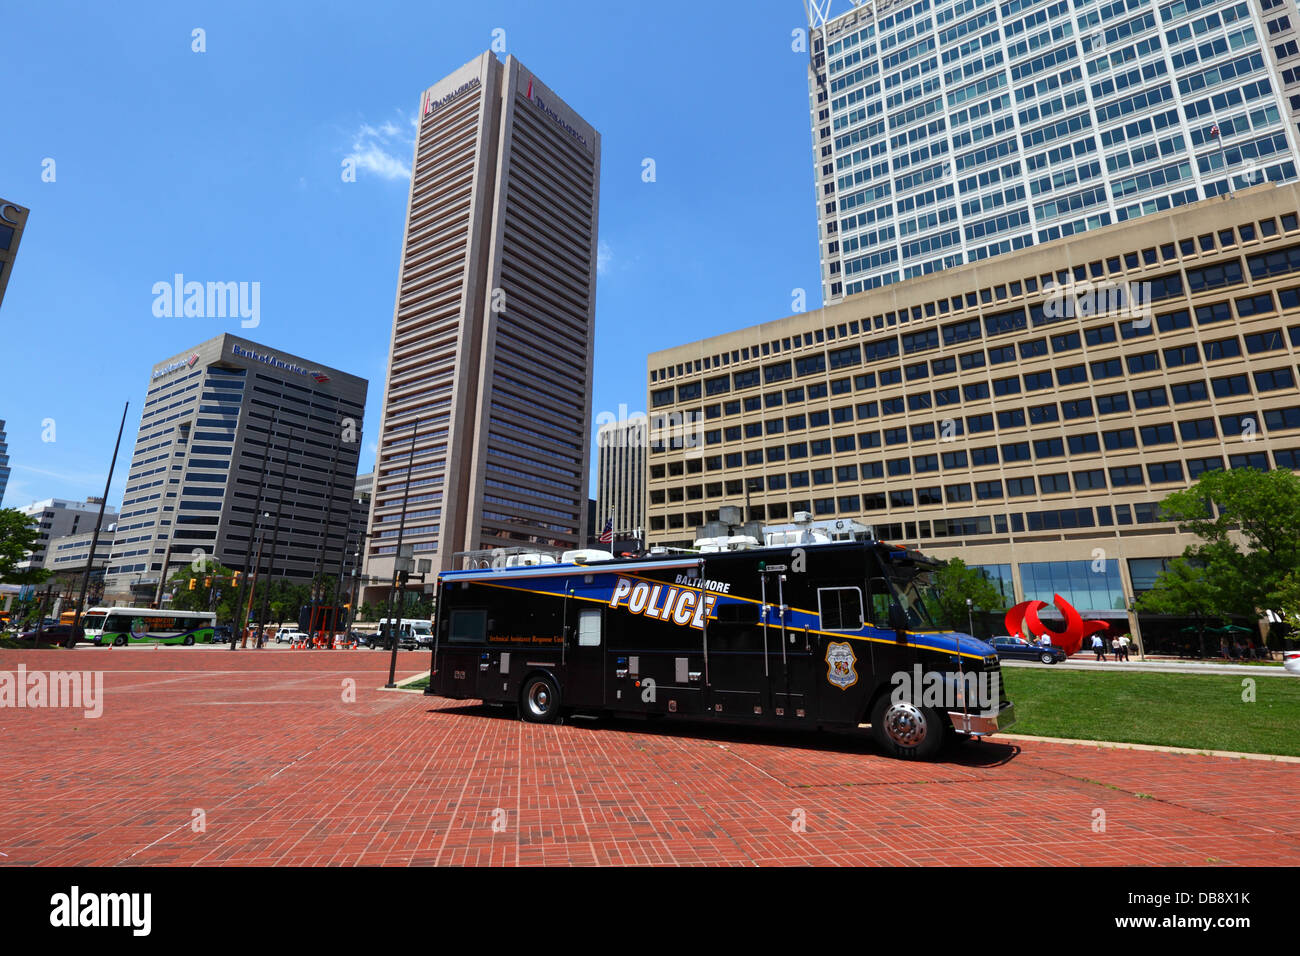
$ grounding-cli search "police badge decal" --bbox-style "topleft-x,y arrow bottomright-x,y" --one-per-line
824,641 -> 858,690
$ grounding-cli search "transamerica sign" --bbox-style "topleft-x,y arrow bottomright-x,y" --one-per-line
424,76 -> 480,118
523,77 -> 591,152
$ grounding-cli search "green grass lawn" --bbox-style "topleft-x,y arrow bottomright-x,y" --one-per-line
999,667 -> 1300,757
400,668 -> 1298,756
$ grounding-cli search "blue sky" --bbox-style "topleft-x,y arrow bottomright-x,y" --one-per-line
1,0 -> 825,509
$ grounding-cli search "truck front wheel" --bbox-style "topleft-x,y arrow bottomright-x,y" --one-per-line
869,694 -> 946,760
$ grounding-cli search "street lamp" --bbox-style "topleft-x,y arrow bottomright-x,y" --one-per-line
385,548 -> 431,688
966,597 -> 974,638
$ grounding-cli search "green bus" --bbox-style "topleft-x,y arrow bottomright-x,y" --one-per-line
82,607 -> 216,646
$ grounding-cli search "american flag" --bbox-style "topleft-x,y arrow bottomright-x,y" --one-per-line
598,518 -> 613,544
1210,123 -> 1220,139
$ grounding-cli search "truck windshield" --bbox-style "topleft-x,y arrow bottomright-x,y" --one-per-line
888,570 -> 950,630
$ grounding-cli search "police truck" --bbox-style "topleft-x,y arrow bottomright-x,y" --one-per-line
426,537 -> 1014,759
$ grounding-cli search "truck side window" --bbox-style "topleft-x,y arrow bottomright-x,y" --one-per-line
577,608 -> 602,647
866,579 -> 894,629
817,587 -> 864,631
449,610 -> 486,643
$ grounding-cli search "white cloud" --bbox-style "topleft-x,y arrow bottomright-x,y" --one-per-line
345,112 -> 416,182
597,240 -> 613,276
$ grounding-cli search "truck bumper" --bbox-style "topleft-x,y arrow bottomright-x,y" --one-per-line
947,701 -> 1016,736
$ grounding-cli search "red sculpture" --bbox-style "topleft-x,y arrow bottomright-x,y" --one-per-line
1003,594 -> 1109,657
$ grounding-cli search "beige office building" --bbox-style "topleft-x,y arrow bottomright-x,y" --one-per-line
595,417 -> 647,541
648,183 -> 1300,650
367,53 -> 599,598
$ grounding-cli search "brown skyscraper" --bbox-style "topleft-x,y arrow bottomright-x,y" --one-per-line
367,53 -> 600,598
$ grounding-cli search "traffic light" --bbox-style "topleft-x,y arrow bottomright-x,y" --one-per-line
188,578 -> 196,590
232,571 -> 241,585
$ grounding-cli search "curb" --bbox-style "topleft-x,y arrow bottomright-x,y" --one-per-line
376,671 -> 430,693
997,732 -> 1300,763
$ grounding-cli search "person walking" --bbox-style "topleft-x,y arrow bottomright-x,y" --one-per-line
1117,634 -> 1130,661
1092,632 -> 1106,661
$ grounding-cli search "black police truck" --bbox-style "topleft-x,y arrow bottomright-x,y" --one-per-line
425,539 -> 1014,759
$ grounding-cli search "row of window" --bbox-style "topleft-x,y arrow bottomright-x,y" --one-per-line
652,215 -> 1300,386
652,443 -> 1296,511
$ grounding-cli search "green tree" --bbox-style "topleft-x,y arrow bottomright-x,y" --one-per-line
167,559 -> 240,618
0,508 -> 53,587
933,558 -> 1005,634
1151,467 -> 1300,625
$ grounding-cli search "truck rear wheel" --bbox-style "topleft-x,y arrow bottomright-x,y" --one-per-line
520,674 -> 561,724
869,694 -> 945,760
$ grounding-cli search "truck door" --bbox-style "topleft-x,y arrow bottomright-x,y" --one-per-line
563,591 -> 605,711
760,567 -> 808,721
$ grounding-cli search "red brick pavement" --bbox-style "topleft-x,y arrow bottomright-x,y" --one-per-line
1,648 -> 1297,866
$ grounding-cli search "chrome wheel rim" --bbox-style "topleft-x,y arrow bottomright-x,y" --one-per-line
527,682 -> 552,717
883,701 -> 928,748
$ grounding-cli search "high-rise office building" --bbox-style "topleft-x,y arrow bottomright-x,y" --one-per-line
103,334 -> 367,604
596,417 -> 647,540
0,198 -> 28,311
805,0 -> 1300,303
0,419 -> 10,506
648,181 -> 1300,651
367,52 -> 600,598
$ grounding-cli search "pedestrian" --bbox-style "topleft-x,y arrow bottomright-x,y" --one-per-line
1092,632 -> 1105,661
1118,634 -> 1130,661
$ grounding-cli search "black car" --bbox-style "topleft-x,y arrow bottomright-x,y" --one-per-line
16,624 -> 85,647
212,625 -> 234,643
989,635 -> 1067,664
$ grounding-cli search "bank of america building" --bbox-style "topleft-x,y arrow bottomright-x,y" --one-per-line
103,334 -> 367,603
648,182 -> 1300,650
809,0 -> 1300,302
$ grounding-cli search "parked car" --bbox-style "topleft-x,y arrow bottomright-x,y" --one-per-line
16,624 -> 85,646
212,625 -> 234,643
1284,648 -> 1300,675
275,627 -> 306,644
989,635 -> 1067,665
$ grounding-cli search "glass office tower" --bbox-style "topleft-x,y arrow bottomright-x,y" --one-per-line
806,0 -> 1300,302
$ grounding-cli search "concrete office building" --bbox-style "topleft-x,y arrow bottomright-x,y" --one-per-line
48,525 -> 115,575
103,334 -> 367,605
0,419 -> 9,506
805,0 -> 1300,303
12,498 -> 117,574
46,524 -> 116,606
0,198 -> 29,310
648,182 -> 1300,649
596,417 -> 647,541
366,52 -> 600,600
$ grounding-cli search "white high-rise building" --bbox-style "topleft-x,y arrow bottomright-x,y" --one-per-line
805,0 -> 1300,302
